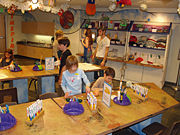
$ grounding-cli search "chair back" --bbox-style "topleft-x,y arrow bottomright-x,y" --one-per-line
0,87 -> 18,104
169,120 -> 180,135
39,92 -> 58,100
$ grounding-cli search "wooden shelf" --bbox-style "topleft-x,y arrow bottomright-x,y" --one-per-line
76,53 -> 163,69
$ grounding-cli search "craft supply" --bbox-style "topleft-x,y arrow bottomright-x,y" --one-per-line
25,99 -> 44,126
0,105 -> 16,131
87,92 -> 97,112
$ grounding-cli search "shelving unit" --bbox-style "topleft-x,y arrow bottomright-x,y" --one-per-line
78,19 -> 172,87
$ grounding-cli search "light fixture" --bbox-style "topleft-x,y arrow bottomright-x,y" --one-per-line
140,3 -> 147,11
32,0 -> 38,4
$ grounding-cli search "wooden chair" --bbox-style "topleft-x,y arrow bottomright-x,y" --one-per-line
142,120 -> 180,135
39,92 -> 58,100
28,77 -> 38,98
0,87 -> 18,105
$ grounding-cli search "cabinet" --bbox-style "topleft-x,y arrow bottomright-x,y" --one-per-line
22,22 -> 54,36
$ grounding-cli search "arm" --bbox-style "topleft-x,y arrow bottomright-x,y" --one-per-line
58,65 -> 66,85
61,72 -> 69,98
100,47 -> 109,66
92,44 -> 98,62
81,37 -> 89,48
81,70 -> 90,93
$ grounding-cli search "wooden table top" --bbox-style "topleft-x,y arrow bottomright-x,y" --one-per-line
1,83 -> 177,135
53,83 -> 179,135
0,99 -> 89,135
0,63 -> 106,81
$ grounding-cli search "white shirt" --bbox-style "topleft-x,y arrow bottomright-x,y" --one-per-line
96,36 -> 110,57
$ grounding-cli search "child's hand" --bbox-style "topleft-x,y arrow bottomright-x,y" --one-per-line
64,92 -> 69,98
86,86 -> 90,93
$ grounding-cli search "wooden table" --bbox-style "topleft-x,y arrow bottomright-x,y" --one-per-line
52,83 -> 179,135
0,83 -> 178,135
0,64 -> 106,103
0,65 -> 57,103
0,99 -> 89,135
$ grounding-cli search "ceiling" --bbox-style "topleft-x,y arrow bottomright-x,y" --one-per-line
56,0 -> 178,8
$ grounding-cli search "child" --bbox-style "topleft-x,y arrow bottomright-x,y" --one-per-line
91,67 -> 115,96
52,29 -> 64,61
0,49 -> 14,69
61,55 -> 90,98
58,37 -> 72,85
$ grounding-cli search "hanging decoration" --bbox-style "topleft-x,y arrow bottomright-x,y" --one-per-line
86,0 -> 96,16
60,10 -> 74,29
116,0 -> 132,7
7,4 -> 17,15
10,15 -> 15,49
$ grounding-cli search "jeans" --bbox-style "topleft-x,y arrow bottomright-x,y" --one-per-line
83,47 -> 92,63
93,57 -> 105,80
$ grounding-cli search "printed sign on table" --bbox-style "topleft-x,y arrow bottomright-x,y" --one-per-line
45,57 -> 54,70
102,81 -> 112,107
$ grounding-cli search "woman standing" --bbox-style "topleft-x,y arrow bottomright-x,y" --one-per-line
81,28 -> 93,63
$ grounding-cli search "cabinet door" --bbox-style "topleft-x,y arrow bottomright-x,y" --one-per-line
21,22 -> 38,34
0,14 -> 5,36
37,22 -> 54,36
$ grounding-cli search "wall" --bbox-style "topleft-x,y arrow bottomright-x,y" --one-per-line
5,8 -> 180,83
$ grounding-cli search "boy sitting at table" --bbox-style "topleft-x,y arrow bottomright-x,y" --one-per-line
91,67 -> 115,96
61,55 -> 91,98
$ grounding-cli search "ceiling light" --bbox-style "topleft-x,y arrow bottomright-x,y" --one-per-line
32,0 -> 38,4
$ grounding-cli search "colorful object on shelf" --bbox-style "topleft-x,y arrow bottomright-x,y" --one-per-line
129,35 -> 137,46
63,97 -> 84,116
135,57 -> 143,63
60,10 -> 74,29
33,62 -> 43,71
116,0 -> 132,7
7,4 -> 17,15
0,105 -> 16,131
26,99 -> 43,126
86,0 -> 96,15
10,63 -> 22,72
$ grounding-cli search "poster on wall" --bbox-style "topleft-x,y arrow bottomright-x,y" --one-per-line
45,57 -> 54,70
102,81 -> 112,107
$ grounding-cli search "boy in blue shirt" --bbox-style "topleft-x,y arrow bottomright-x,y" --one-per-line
61,55 -> 91,98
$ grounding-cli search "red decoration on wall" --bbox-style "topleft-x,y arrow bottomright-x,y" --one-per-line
11,38 -> 14,42
11,32 -> 14,37
58,9 -> 64,17
11,26 -> 14,31
10,20 -> 14,25
10,44 -> 14,48
60,10 -> 74,29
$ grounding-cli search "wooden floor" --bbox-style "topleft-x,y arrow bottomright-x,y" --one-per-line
1,55 -> 180,134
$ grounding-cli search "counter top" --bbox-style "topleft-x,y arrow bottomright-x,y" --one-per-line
16,41 -> 52,49
76,53 -> 163,69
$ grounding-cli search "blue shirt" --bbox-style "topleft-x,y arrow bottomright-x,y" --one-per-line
61,68 -> 90,96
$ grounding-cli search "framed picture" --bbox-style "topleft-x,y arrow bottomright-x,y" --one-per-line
45,57 -> 54,70
102,81 -> 112,107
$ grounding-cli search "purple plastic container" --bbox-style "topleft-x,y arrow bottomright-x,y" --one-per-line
113,95 -> 131,106
32,65 -> 43,71
63,101 -> 84,116
0,113 -> 16,131
10,66 -> 22,72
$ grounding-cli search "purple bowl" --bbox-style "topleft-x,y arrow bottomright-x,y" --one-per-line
113,95 -> 131,106
32,65 -> 43,71
63,101 -> 84,116
0,113 -> 16,131
10,66 -> 22,72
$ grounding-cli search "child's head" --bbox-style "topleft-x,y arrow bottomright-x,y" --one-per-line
4,49 -> 13,60
66,55 -> 78,73
58,37 -> 70,51
55,30 -> 64,40
104,67 -> 115,84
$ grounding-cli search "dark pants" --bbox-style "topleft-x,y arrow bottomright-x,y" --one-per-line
93,57 -> 105,80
